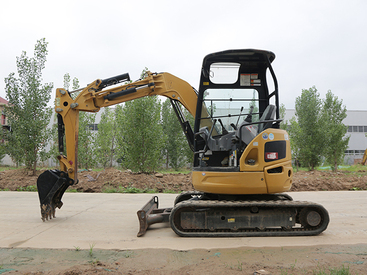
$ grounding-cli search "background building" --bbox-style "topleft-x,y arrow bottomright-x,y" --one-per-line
284,109 -> 367,165
0,96 -> 13,166
0,97 -> 9,130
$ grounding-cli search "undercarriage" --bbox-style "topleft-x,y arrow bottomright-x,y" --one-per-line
137,191 -> 329,237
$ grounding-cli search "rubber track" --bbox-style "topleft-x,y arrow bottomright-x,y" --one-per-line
169,199 -> 329,237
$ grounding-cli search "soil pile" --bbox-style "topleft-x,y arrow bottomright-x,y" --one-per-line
0,167 -> 366,192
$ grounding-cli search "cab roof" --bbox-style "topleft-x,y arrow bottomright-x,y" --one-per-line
202,49 -> 275,68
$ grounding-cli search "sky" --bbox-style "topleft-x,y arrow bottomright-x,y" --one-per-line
1,0 -> 367,110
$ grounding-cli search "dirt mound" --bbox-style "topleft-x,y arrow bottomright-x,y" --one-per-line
0,168 -> 194,193
76,168 -> 193,193
0,167 -> 366,193
291,169 -> 367,191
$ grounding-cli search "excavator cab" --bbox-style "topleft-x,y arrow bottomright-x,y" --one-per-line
191,49 -> 292,195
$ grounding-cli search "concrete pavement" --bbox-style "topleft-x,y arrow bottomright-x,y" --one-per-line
0,191 -> 366,250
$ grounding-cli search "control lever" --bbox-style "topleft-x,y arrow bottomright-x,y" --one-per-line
235,106 -> 244,128
218,119 -> 228,135
245,105 -> 254,123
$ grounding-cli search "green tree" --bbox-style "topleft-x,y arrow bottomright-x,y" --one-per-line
95,107 -> 117,168
293,86 -> 325,170
162,100 -> 190,170
1,128 -> 23,167
114,104 -> 126,164
321,91 -> 349,171
288,116 -> 301,171
279,103 -> 287,130
63,73 -> 80,99
182,108 -> 195,167
4,38 -> 53,174
0,138 -> 6,163
117,96 -> 164,173
63,73 -> 71,90
78,112 -> 97,169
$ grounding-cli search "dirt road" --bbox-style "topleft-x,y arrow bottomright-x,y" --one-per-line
1,167 -> 367,274
1,244 -> 366,275
1,191 -> 367,274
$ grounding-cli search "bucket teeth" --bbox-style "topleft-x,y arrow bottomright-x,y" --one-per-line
41,203 -> 54,222
41,201 -> 63,221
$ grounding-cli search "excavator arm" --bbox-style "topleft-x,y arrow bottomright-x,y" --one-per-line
56,71 -> 198,181
37,71 -> 199,221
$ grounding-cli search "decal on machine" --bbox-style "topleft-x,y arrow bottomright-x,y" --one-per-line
265,152 -> 278,160
262,133 -> 268,140
240,73 -> 261,86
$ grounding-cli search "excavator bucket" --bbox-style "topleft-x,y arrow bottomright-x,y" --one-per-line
37,170 -> 74,221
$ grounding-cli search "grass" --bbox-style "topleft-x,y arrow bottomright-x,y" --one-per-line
225,261 -> 243,271
89,243 -> 95,257
102,183 -> 157,194
293,164 -> 367,173
102,184 -> 181,194
1,185 -> 79,192
157,168 -> 191,174
279,265 -> 352,275
66,188 -> 79,193
0,166 -> 18,172
339,164 -> 366,172
162,189 -> 178,194
16,185 -> 37,191
312,265 -> 351,275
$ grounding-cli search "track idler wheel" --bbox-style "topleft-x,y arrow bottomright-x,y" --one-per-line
299,208 -> 323,228
37,170 -> 75,221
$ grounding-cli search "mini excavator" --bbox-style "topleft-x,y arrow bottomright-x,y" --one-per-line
37,49 -> 329,237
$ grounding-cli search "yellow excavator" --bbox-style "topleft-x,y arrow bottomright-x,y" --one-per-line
37,49 -> 329,237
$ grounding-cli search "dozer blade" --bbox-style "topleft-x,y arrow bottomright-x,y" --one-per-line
137,196 -> 171,237
37,170 -> 75,222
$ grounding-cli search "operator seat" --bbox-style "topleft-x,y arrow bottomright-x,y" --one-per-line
236,104 -> 277,146
257,104 -> 276,133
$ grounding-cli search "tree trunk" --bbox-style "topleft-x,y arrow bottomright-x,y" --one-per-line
32,158 -> 37,176
109,136 -> 115,168
334,155 -> 338,172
